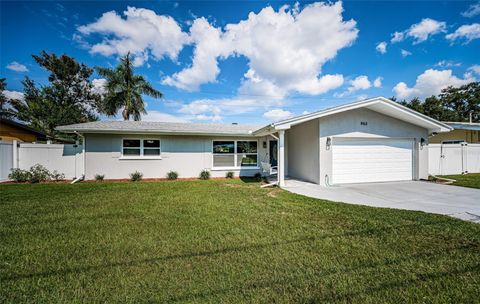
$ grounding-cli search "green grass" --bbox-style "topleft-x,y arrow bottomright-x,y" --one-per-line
1,180 -> 479,303
440,173 -> 480,189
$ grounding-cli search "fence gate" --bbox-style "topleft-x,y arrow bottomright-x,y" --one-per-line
0,141 -> 13,181
428,143 -> 480,175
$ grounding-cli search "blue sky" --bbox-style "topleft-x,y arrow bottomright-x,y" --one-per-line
1,1 -> 479,124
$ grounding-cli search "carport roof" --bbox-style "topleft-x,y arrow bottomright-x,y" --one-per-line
253,96 -> 453,135
444,122 -> 480,131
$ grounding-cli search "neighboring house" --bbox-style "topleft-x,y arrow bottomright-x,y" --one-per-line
0,117 -> 47,142
429,122 -> 480,144
57,97 -> 452,186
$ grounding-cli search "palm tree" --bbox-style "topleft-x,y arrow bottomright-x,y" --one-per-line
96,53 -> 162,121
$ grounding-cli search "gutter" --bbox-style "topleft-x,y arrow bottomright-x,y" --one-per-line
56,129 -> 259,137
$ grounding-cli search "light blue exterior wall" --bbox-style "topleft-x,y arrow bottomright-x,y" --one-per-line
84,134 -> 272,180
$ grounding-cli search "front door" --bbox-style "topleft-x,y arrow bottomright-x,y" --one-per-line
269,140 -> 278,166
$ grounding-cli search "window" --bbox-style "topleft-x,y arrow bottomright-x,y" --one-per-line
213,141 -> 235,167
122,139 -> 160,157
236,141 -> 257,167
212,140 -> 258,168
123,139 -> 141,156
143,140 -> 160,156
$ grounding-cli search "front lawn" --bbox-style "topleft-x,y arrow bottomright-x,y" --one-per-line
1,180 -> 479,303
440,173 -> 480,189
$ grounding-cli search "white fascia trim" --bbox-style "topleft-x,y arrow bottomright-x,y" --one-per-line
376,99 -> 453,132
271,96 -> 452,132
57,129 -> 259,137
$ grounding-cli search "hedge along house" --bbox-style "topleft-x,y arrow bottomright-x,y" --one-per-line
57,97 -> 452,186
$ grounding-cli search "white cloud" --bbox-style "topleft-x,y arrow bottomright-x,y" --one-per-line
263,109 -> 293,121
177,96 -> 284,122
393,69 -> 475,99
194,114 -> 223,121
376,41 -> 387,54
293,74 -> 344,95
349,75 -> 371,92
462,2 -> 480,18
178,99 -> 222,116
338,75 -> 381,96
373,77 -> 382,88
468,64 -> 480,75
446,23 -> 480,43
391,31 -> 404,43
435,60 -> 461,68
6,61 -> 28,72
162,17 -> 231,91
77,7 -> 190,66
142,110 -> 189,122
355,94 -> 368,101
2,90 -> 24,101
91,78 -> 107,95
79,3 -> 357,97
401,49 -> 412,57
391,18 -> 446,44
164,2 -> 357,96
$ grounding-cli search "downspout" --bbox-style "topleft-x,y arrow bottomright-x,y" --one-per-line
71,131 -> 85,184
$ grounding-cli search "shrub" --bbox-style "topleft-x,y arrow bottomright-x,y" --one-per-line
166,171 -> 178,180
8,168 -> 31,183
95,174 -> 105,182
199,170 -> 210,180
225,171 -> 234,179
51,170 -> 65,181
130,171 -> 143,182
29,164 -> 52,183
8,164 -> 66,183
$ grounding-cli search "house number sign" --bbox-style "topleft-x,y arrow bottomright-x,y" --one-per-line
360,121 -> 368,126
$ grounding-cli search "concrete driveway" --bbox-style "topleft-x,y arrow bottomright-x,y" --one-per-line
283,180 -> 480,223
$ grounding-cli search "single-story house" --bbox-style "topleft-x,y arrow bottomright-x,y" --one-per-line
57,97 -> 452,186
429,122 -> 480,144
0,117 -> 47,142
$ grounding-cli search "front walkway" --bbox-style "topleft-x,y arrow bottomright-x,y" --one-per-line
283,179 -> 480,223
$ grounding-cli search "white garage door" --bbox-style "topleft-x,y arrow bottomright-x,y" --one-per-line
332,138 -> 413,184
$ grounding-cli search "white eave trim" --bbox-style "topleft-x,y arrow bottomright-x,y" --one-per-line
56,129 -> 258,137
269,96 -> 453,133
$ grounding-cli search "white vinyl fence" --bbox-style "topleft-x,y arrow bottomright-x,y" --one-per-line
429,143 -> 480,175
0,141 -> 13,181
1,141 -> 83,181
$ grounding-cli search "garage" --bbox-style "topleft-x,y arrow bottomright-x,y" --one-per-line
332,138 -> 414,184
254,97 -> 453,187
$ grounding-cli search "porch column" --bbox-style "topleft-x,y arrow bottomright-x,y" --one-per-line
278,130 -> 285,187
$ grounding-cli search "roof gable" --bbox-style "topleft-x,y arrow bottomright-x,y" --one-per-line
254,97 -> 452,135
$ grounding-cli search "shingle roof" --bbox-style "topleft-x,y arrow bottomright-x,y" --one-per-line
56,121 -> 263,136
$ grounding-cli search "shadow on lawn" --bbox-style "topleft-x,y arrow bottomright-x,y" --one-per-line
239,177 -> 262,183
169,259 -> 480,302
2,220 -> 471,284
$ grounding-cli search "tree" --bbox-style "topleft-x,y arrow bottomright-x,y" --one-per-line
0,78 -> 17,119
9,51 -> 100,137
398,82 -> 479,122
439,82 -> 480,122
96,53 -> 162,121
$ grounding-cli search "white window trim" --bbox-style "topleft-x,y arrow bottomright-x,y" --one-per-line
211,139 -> 259,170
120,138 -> 162,160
